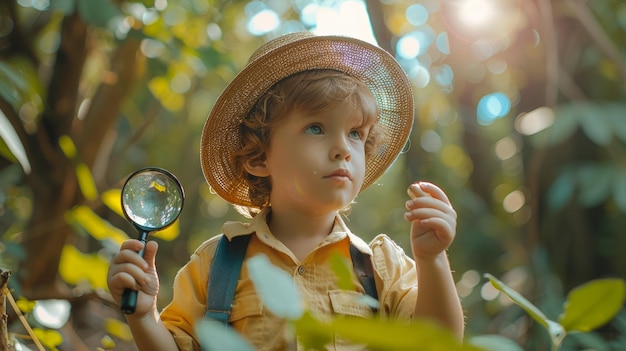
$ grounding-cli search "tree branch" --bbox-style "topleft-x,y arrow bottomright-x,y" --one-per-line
364,0 -> 394,55
76,31 -> 143,176
1,269 -> 12,351
567,0 -> 626,88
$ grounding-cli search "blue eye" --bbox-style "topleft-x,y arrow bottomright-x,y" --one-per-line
349,129 -> 362,140
305,125 -> 323,135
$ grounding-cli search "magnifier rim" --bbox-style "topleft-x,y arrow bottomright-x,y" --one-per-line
121,167 -> 185,232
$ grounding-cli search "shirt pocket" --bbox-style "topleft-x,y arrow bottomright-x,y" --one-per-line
329,290 -> 374,318
230,293 -> 264,322
229,294 -> 291,351
329,290 -> 373,350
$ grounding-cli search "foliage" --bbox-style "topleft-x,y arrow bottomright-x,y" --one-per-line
1,0 -> 626,349
195,254 -> 625,350
486,274 -> 626,350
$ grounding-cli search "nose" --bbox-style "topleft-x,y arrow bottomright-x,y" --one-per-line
331,135 -> 351,161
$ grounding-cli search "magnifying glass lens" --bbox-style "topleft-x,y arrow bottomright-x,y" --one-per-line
122,171 -> 183,231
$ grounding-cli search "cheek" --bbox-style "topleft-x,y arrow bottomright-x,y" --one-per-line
354,146 -> 368,168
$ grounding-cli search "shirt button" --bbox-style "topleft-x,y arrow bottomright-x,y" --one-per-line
297,266 -> 305,275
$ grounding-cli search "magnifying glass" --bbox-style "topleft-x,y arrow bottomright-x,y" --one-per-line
119,167 -> 184,314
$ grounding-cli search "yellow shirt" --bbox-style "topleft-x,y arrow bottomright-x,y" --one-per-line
160,210 -> 417,350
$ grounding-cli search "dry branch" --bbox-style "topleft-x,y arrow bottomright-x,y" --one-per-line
1,269 -> 13,351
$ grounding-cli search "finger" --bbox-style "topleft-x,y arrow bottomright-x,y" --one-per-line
111,249 -> 149,269
108,261 -> 150,281
110,271 -> 144,291
405,206 -> 456,223
406,197 -> 457,220
143,241 -> 159,270
120,239 -> 146,252
407,183 -> 429,199
416,182 -> 452,205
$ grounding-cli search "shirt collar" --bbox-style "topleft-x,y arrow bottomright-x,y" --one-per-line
221,208 -> 373,255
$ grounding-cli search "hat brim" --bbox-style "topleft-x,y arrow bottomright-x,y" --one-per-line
201,33 -> 414,207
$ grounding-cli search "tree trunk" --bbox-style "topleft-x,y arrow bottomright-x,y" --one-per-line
19,10 -> 87,296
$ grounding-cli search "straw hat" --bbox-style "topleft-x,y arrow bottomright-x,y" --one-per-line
200,31 -> 414,207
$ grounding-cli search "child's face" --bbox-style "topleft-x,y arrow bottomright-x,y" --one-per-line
262,102 -> 370,215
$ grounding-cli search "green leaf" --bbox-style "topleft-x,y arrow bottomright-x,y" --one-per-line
330,316 -> 477,350
104,318 -> 133,342
0,61 -> 29,92
576,164 -> 613,207
328,252 -> 355,291
559,278 -> 626,332
246,254 -> 304,320
59,244 -> 109,289
65,205 -> 129,245
467,335 -> 524,351
195,319 -> 255,351
0,109 -> 31,174
484,273 -> 566,347
76,163 -> 98,200
33,328 -> 64,350
0,59 -> 45,110
0,80 -> 19,106
546,171 -> 575,210
604,103 -> 626,143
578,105 -> 612,146
294,312 -> 334,350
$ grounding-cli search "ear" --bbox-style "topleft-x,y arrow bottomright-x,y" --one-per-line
243,158 -> 270,177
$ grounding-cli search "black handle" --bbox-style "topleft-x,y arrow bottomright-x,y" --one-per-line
121,288 -> 138,314
120,231 -> 148,314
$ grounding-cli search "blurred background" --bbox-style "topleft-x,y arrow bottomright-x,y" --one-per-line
1,0 -> 625,350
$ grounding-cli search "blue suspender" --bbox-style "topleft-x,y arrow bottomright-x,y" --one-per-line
205,234 -> 378,325
204,235 -> 251,324
350,243 -> 379,306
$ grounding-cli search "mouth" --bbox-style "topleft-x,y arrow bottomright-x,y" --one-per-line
324,169 -> 352,181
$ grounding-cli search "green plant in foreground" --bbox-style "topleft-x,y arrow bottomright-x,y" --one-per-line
193,253 -> 625,351
485,273 -> 626,351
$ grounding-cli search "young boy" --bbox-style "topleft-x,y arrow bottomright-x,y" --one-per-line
107,31 -> 464,350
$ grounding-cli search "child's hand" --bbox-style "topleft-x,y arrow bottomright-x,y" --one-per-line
107,239 -> 160,317
404,182 -> 457,261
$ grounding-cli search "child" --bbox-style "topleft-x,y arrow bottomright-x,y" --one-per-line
107,31 -> 464,350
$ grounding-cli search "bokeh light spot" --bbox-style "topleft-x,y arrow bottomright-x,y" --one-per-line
477,92 -> 510,126
406,4 -> 429,26
397,28 -> 434,59
140,39 -> 166,58
494,136 -> 517,160
420,130 -> 443,153
503,190 -> 525,213
409,65 -> 431,88
32,300 -> 71,329
436,32 -> 450,55
397,35 -> 421,60
300,3 -> 319,26
456,269 -> 481,298
247,9 -> 280,35
515,106 -> 555,135
480,281 -> 500,301
459,0 -> 495,28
